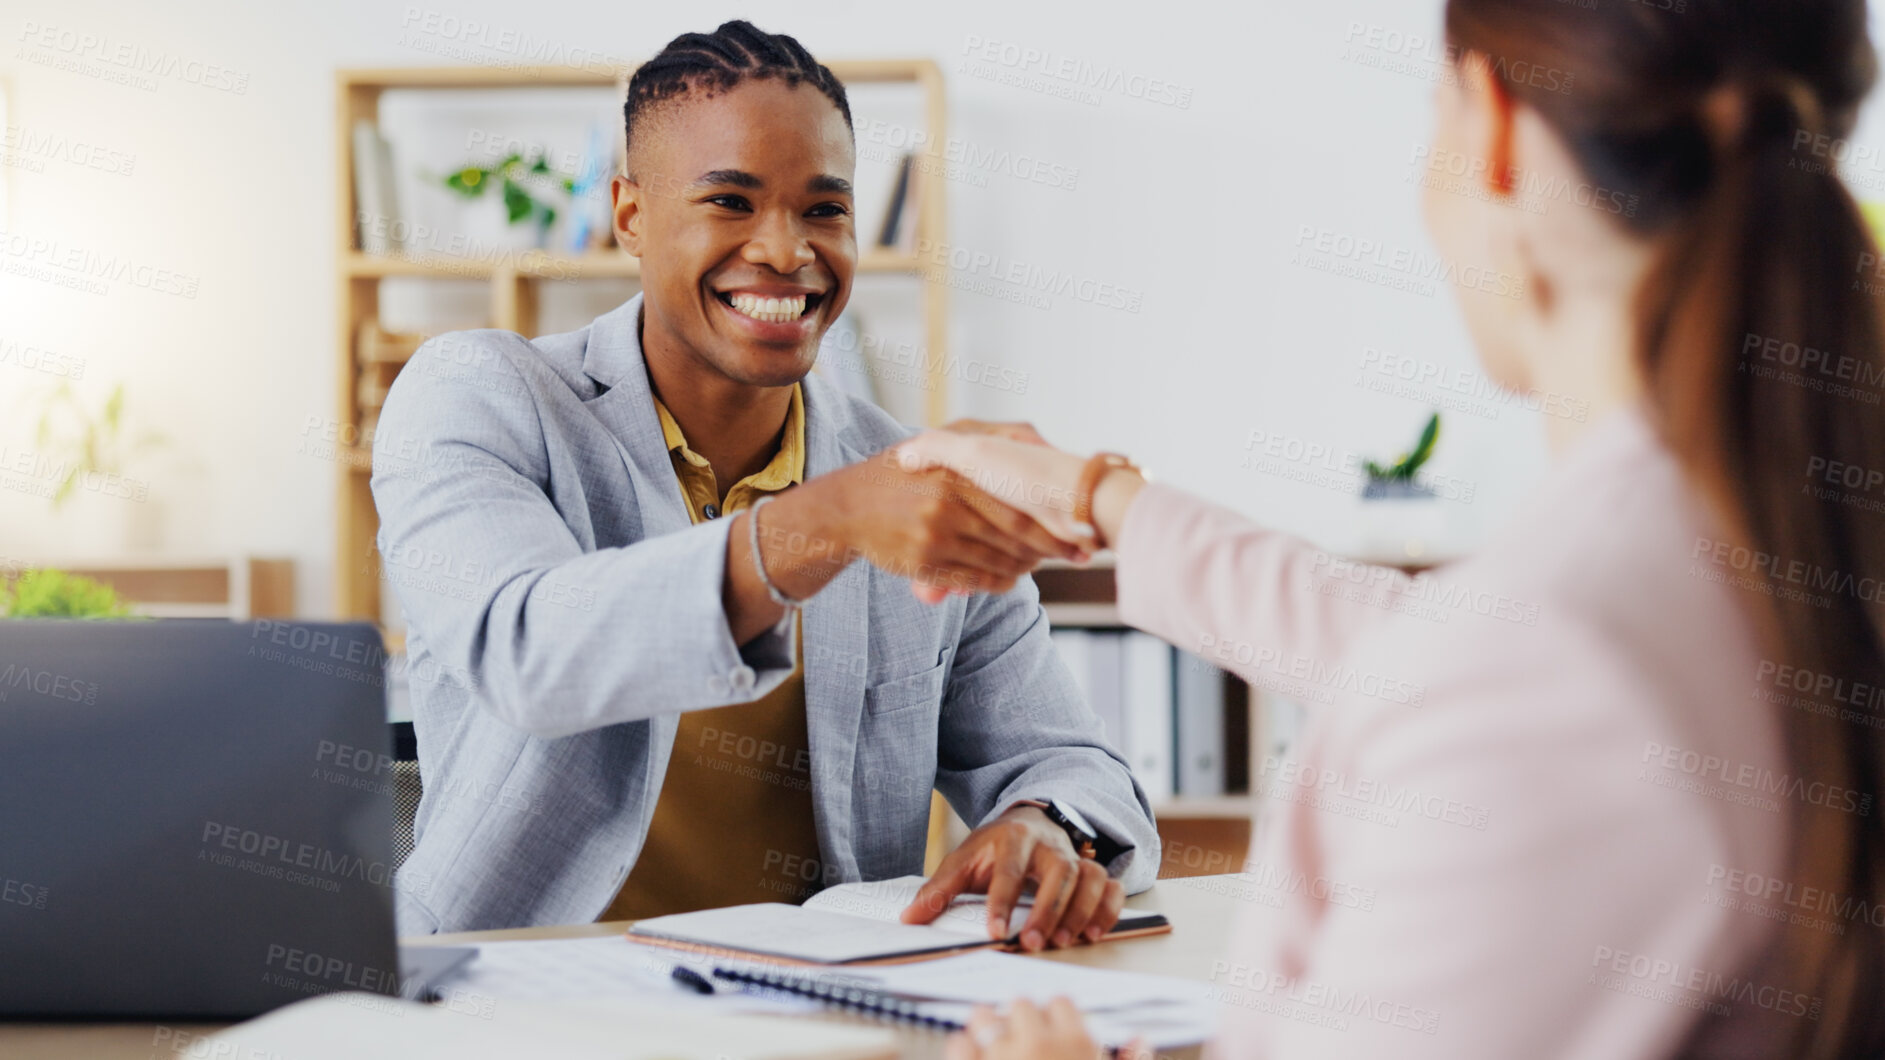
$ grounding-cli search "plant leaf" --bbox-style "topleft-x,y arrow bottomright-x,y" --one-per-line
104,384 -> 124,435
5,568 -> 135,618
1404,413 -> 1441,476
445,167 -> 487,197
502,181 -> 533,223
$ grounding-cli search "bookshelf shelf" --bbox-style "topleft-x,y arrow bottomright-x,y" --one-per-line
1042,602 -> 1122,627
335,60 -> 950,622
1150,795 -> 1256,819
342,248 -> 925,281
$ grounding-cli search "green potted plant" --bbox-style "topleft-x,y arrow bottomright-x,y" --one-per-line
438,151 -> 577,250
0,569 -> 137,619
1362,412 -> 1441,500
33,380 -> 167,550
34,380 -> 165,507
1356,412 -> 1450,560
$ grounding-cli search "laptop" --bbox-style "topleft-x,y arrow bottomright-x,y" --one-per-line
0,620 -> 474,1018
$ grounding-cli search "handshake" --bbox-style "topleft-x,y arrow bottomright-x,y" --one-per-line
753,420 -> 1143,608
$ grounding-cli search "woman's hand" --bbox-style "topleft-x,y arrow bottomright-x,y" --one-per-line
937,418 -> 1054,447
893,430 -> 1096,549
944,999 -> 1147,1060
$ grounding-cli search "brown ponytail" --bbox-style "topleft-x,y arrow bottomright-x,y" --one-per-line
1447,2 -> 1885,1056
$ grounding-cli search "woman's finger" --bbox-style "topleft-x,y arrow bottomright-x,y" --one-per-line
950,476 -> 1091,559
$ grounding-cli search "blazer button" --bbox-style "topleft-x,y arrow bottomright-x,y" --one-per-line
730,666 -> 756,694
707,676 -> 730,697
702,503 -> 721,519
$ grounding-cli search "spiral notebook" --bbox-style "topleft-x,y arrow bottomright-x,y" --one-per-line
705,964 -> 1212,1052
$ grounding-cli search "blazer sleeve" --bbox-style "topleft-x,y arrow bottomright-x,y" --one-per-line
1214,621 -> 1773,1060
370,335 -> 797,741
1113,481 -> 1443,693
933,576 -> 1162,893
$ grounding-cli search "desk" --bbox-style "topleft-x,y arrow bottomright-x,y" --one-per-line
3,875 -> 1243,1059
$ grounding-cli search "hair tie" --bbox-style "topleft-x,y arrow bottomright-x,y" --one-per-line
1699,74 -> 1826,157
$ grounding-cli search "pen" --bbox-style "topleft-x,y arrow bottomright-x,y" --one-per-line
670,964 -> 717,995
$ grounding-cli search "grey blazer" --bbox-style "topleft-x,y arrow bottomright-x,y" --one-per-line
371,295 -> 1158,933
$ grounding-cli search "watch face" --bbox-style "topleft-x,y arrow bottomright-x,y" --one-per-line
1051,800 -> 1097,840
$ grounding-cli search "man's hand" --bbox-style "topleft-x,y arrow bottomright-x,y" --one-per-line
721,445 -> 1087,644
899,805 -> 1125,952
766,452 -> 1085,606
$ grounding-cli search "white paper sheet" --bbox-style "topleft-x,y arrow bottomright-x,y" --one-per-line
436,936 -> 808,1014
201,992 -> 898,1060
806,874 -> 1164,938
629,901 -> 990,963
862,950 -> 1200,1009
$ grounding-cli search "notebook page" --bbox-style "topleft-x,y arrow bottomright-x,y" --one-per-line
628,902 -> 989,963
806,876 -> 1162,939
803,876 -> 1006,937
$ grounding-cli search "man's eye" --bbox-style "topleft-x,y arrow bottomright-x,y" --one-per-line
705,194 -> 751,211
807,203 -> 851,219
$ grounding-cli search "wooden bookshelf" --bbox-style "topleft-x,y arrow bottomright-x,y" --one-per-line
1030,558 -> 1264,870
1033,551 -> 1455,875
335,61 -> 951,622
5,557 -> 296,619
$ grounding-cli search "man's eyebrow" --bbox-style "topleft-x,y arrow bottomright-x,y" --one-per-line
692,169 -> 762,189
809,174 -> 853,195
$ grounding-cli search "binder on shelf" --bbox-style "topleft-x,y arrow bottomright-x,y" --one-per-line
1049,628 -> 1094,706
1085,631 -> 1126,749
1174,650 -> 1227,796
1122,633 -> 1176,799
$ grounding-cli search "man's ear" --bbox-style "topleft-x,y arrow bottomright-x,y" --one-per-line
611,173 -> 644,257
1459,51 -> 1518,198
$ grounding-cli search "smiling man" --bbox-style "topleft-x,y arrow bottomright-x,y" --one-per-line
371,21 -> 1158,950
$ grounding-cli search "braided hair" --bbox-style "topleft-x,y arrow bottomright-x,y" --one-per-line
624,20 -> 852,164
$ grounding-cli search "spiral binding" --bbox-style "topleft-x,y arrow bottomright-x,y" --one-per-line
709,966 -> 965,1032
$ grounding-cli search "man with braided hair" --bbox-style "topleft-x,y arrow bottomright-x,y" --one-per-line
374,21 -> 1158,946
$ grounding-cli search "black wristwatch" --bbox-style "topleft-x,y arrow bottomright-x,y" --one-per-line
1014,798 -> 1125,866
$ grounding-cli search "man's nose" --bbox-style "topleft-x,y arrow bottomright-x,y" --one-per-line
741,212 -> 816,273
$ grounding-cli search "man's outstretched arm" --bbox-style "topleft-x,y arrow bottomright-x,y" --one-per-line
373,336 -> 1079,740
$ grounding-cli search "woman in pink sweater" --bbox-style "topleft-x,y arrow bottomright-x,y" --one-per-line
922,2 -> 1885,1057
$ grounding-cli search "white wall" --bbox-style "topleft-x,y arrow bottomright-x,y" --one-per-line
4,0 -> 1882,615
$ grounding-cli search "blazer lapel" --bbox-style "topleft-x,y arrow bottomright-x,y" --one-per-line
800,379 -> 870,880
578,295 -> 692,540
574,296 -> 689,833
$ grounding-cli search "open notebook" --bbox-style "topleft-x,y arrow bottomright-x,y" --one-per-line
626,875 -> 1169,965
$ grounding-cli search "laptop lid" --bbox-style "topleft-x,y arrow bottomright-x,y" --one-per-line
0,620 -> 411,1018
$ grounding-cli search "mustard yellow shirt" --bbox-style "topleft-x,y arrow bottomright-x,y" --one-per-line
603,384 -> 824,920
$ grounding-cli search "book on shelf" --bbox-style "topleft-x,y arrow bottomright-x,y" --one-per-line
351,120 -> 403,255
875,152 -> 920,253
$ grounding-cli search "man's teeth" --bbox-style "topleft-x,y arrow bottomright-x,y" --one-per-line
726,292 -> 807,324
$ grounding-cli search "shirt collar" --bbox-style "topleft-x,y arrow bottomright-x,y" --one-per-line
651,384 -> 807,488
